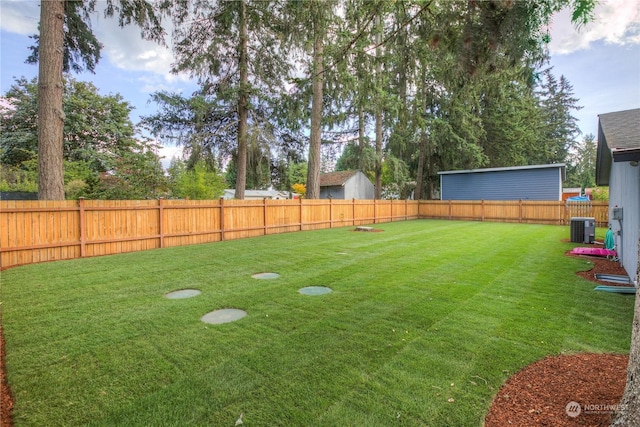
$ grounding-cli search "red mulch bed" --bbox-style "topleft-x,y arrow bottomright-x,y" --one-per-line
485,353 -> 628,426
0,325 -> 13,427
0,244 -> 633,427
486,246 -> 633,427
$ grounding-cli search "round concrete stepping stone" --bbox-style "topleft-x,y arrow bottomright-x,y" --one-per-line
201,308 -> 247,324
165,289 -> 201,299
252,272 -> 280,279
299,286 -> 332,295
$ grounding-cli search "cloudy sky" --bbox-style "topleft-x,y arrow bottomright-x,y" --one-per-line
1,0 -> 639,163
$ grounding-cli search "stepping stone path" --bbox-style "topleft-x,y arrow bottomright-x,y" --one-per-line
201,308 -> 247,324
166,273 -> 332,326
164,289 -> 201,299
252,272 -> 280,279
299,286 -> 332,295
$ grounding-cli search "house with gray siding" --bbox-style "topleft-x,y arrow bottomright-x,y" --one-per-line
438,164 -> 566,201
319,170 -> 375,200
595,108 -> 640,283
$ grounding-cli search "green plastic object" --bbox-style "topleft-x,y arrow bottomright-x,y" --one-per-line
594,285 -> 636,294
605,227 -> 615,250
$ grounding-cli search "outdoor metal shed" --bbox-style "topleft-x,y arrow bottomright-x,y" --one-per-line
319,170 -> 375,200
438,164 -> 566,201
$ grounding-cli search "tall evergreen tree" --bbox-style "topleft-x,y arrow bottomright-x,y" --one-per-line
536,69 -> 582,164
142,91 -> 235,171
279,0 -> 341,199
37,0 -> 66,200
565,133 -> 596,189
30,0 -> 165,200
165,0 -> 291,199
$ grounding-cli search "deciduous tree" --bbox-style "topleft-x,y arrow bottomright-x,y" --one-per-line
2,76 -> 146,172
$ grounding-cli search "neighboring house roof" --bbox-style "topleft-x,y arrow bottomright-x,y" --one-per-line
596,108 -> 640,185
319,170 -> 360,187
223,189 -> 290,199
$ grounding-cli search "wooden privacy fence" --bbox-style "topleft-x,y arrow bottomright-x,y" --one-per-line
0,198 -> 419,269
419,200 -> 609,228
0,199 -> 607,269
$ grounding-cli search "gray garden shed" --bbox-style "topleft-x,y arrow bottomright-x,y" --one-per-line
595,108 -> 640,282
319,170 -> 374,200
438,164 -> 566,201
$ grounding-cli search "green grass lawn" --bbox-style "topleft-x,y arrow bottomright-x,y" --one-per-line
1,220 -> 635,426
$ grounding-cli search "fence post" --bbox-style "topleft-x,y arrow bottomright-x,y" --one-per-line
299,197 -> 303,231
220,197 -> 225,241
374,199 -> 377,224
263,198 -> 268,235
158,198 -> 165,248
448,200 -> 452,220
79,198 -> 86,257
519,199 -> 523,223
352,198 -> 356,226
329,198 -> 333,228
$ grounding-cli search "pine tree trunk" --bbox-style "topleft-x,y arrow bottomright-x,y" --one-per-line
374,109 -> 382,199
374,15 -> 382,200
306,28 -> 323,200
415,75 -> 429,201
37,0 -> 65,200
358,106 -> 365,150
235,0 -> 249,200
611,239 -> 640,426
415,133 -> 426,200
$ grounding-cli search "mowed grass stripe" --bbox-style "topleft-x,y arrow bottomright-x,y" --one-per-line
2,220 -> 634,426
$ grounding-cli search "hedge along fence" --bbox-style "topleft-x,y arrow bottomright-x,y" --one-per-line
0,199 -> 607,269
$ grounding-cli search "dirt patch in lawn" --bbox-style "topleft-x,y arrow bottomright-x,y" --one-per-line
352,227 -> 384,232
485,247 -> 634,427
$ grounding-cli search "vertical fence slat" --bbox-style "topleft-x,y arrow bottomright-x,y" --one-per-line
159,198 -> 164,248
263,198 -> 268,235
519,199 -> 523,223
79,198 -> 86,257
220,198 -> 225,241
329,198 -> 333,228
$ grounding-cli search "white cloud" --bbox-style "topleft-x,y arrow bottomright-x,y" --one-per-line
549,0 -> 640,55
0,1 -> 191,86
0,1 -> 39,35
158,144 -> 184,169
90,16 -> 187,80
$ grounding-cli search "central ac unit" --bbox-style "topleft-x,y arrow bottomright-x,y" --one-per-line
570,217 -> 595,244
